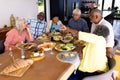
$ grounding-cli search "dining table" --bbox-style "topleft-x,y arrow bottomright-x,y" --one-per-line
0,40 -> 80,80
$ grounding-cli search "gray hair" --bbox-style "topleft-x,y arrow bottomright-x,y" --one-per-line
90,9 -> 102,16
93,25 -> 109,38
15,17 -> 25,30
73,8 -> 81,15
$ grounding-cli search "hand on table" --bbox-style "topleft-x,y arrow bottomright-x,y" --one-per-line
65,27 -> 78,37
60,25 -> 67,31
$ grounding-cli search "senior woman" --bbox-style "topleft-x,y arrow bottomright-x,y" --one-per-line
68,25 -> 110,80
46,15 -> 66,33
4,17 -> 34,51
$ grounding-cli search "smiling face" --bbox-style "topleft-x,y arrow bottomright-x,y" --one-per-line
73,13 -> 80,21
37,12 -> 45,21
52,16 -> 59,24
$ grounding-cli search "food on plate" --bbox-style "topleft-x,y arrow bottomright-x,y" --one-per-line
1,59 -> 33,74
30,48 -> 44,58
38,42 -> 56,51
61,43 -> 74,50
16,43 -> 36,50
53,36 -> 62,41
55,43 -> 75,51
61,52 -> 75,58
74,40 -> 86,47
63,36 -> 73,40
61,36 -> 73,43
51,30 -> 61,36
17,43 -> 24,48
24,43 -> 33,49
39,44 -> 51,49
66,33 -> 72,36
30,48 -> 45,61
37,34 -> 50,41
69,53 -> 75,57
61,53 -> 69,58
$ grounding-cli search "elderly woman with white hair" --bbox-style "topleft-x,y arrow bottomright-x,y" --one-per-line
4,17 -> 34,51
66,9 -> 89,35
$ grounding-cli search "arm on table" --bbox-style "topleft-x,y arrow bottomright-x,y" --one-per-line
65,27 -> 78,37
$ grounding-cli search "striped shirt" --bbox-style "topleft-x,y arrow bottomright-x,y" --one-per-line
27,19 -> 47,39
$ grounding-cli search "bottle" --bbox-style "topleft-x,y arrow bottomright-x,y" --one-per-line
9,48 -> 15,63
10,14 -> 16,28
21,48 -> 25,59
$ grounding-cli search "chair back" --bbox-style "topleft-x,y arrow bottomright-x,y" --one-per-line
82,57 -> 116,80
0,40 -> 5,54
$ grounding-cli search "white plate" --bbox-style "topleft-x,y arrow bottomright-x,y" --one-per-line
55,44 -> 76,52
38,44 -> 52,51
58,52 -> 77,61
16,43 -> 37,50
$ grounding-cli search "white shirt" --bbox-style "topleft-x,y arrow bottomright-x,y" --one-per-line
91,18 -> 114,48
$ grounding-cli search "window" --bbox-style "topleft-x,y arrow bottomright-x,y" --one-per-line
103,0 -> 112,10
98,0 -> 102,10
38,0 -> 45,12
114,0 -> 120,10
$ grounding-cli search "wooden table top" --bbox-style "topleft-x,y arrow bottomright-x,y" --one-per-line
0,46 -> 75,80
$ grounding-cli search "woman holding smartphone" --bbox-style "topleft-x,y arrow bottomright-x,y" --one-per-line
4,17 -> 34,51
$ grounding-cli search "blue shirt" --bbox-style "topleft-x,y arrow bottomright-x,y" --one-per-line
27,19 -> 47,39
50,24 -> 61,32
68,18 -> 89,32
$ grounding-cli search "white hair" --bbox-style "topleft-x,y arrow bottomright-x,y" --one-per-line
15,17 -> 25,30
73,9 -> 81,15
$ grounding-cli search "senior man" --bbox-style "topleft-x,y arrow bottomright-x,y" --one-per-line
89,9 -> 114,58
66,9 -> 89,35
27,12 -> 47,39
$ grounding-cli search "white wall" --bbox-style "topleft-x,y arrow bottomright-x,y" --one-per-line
0,0 -> 38,28
46,0 -> 50,22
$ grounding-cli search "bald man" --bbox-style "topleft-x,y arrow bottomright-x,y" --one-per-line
89,9 -> 114,58
27,12 -> 47,39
